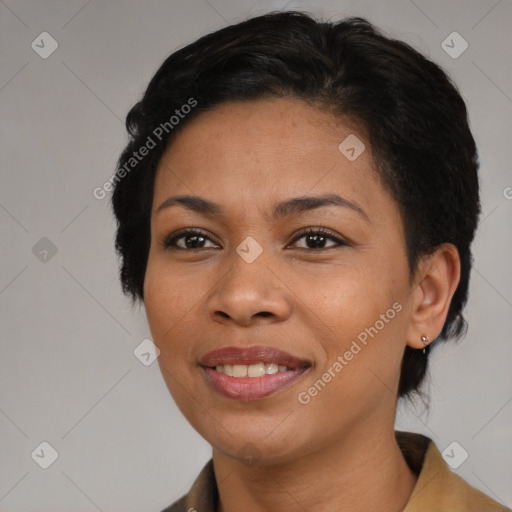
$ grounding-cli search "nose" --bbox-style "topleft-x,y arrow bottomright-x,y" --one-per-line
206,251 -> 293,327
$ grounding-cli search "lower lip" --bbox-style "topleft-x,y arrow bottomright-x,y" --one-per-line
202,367 -> 308,401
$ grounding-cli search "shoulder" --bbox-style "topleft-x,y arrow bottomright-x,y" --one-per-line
397,431 -> 511,512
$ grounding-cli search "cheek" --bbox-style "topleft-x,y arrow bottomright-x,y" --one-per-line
143,256 -> 194,363
144,259 -> 205,411
306,268 -> 393,334
303,265 -> 408,389
143,254 -> 218,385
144,254 -> 195,328
144,262 -> 172,336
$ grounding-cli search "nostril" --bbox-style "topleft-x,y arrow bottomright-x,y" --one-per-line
256,311 -> 273,318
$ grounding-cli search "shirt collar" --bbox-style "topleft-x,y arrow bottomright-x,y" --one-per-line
168,431 -> 508,512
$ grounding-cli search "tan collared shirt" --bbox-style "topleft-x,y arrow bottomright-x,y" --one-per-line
162,431 -> 510,511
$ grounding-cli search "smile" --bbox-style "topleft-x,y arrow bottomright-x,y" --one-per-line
214,362 -> 290,377
199,345 -> 311,401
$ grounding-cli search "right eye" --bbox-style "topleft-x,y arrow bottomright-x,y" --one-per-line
160,228 -> 220,250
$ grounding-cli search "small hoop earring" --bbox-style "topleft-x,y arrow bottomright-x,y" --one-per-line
421,335 -> 429,354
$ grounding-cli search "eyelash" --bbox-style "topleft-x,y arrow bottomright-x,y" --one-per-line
159,227 -> 348,251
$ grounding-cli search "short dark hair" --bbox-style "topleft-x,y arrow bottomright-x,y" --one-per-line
111,11 -> 480,398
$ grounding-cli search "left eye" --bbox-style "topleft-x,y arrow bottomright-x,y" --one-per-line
289,229 -> 346,250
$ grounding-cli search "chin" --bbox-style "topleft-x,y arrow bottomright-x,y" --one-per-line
196,411 -> 315,463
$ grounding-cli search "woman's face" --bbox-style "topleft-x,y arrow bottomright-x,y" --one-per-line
144,98 -> 416,463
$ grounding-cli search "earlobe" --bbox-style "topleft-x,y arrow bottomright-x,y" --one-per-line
406,243 -> 461,350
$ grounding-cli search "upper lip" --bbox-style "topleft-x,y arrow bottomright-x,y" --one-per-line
199,345 -> 310,369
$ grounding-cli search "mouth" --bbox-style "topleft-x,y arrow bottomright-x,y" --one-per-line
199,345 -> 311,401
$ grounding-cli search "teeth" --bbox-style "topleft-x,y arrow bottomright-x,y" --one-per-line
265,363 -> 278,374
248,362 -> 266,377
232,364 -> 248,377
215,362 -> 290,377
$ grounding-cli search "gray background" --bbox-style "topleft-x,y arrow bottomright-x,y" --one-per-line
0,0 -> 511,510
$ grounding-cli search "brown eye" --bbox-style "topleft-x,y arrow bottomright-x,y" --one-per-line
290,228 -> 347,250
162,229 -> 219,250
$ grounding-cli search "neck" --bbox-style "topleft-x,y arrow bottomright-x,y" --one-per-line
214,426 -> 417,512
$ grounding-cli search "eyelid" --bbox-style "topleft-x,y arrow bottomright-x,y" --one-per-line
160,226 -> 349,251
160,227 -> 221,250
287,227 -> 349,249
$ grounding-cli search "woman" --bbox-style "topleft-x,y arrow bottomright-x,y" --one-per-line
111,11 -> 510,512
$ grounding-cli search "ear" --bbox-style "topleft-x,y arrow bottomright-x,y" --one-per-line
406,243 -> 461,350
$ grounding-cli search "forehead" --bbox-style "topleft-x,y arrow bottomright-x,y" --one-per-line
152,98 -> 392,222
160,97 -> 368,165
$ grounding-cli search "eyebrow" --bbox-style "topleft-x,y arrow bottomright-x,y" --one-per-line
156,193 -> 370,222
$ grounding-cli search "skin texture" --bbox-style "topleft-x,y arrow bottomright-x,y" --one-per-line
143,98 -> 460,512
